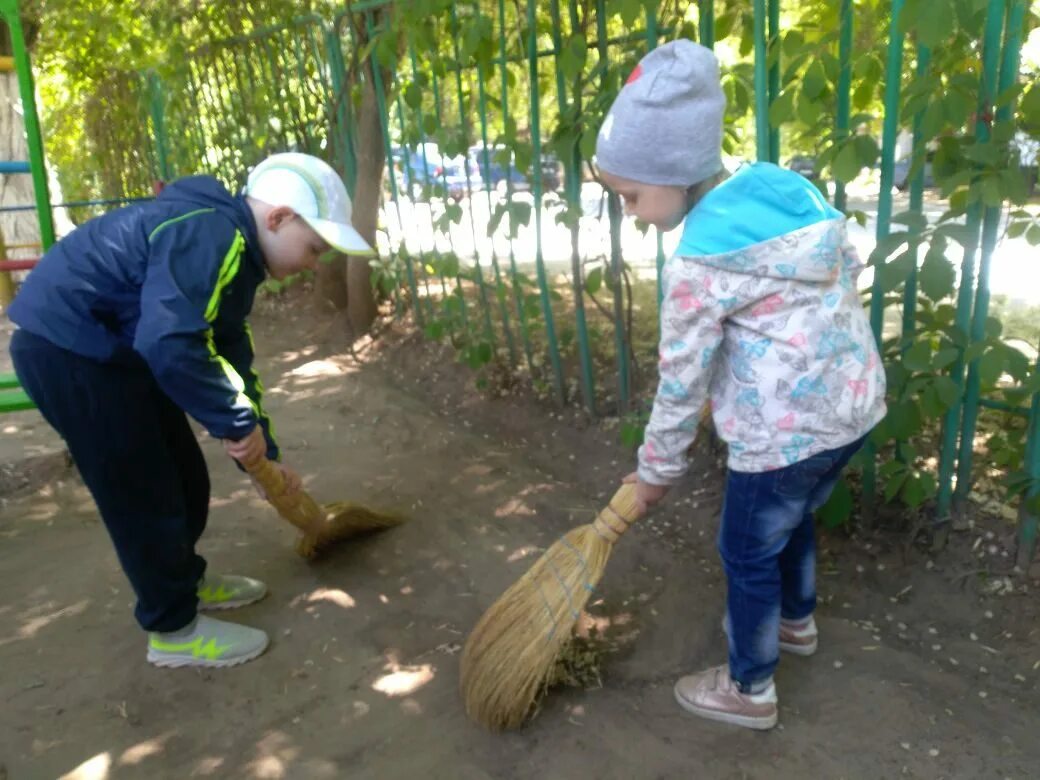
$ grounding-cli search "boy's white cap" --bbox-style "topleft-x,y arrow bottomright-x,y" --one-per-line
245,152 -> 373,255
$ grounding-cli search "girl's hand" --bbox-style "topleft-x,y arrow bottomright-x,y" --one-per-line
622,471 -> 671,513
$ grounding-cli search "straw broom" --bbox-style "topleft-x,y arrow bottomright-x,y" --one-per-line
244,456 -> 404,558
460,483 -> 642,731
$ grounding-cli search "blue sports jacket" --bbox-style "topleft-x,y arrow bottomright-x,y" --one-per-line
8,176 -> 278,458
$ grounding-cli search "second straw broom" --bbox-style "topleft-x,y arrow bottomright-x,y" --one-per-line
460,483 -> 642,730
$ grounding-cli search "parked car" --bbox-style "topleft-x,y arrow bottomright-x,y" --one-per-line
389,146 -> 443,200
441,157 -> 483,201
893,154 -> 935,191
469,150 -> 530,194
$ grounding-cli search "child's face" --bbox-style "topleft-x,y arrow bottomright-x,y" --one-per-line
257,206 -> 332,280
599,171 -> 689,231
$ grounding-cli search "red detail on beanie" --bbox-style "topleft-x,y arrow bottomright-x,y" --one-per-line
626,63 -> 644,85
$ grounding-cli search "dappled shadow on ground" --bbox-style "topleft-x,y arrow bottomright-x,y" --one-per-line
3,304 -> 1039,779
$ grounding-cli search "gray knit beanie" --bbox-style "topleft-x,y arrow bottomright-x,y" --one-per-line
596,40 -> 726,188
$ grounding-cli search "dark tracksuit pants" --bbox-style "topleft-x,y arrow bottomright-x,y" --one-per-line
11,328 -> 208,632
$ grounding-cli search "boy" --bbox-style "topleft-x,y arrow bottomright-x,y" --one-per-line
597,42 -> 886,728
8,152 -> 373,668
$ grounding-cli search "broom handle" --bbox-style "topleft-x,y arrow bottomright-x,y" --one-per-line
242,457 -> 325,539
591,483 -> 642,544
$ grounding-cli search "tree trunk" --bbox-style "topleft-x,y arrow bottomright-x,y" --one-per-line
316,7 -> 394,337
344,52 -> 389,335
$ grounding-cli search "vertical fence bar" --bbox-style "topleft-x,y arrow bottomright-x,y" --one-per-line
753,0 -> 769,162
472,4 -> 518,368
394,91 -> 435,318
1018,345 -> 1040,570
955,0 -> 1022,508
596,0 -> 630,413
698,0 -> 715,48
429,63 -> 471,331
645,6 -> 668,313
362,10 -> 425,329
936,0 -> 1006,520
902,45 -> 931,346
833,0 -> 853,212
327,18 -> 358,193
449,4 -> 497,353
408,50 -> 454,334
862,0 -> 906,503
147,71 -> 172,181
527,0 -> 566,404
549,0 -> 596,413
1,1 -> 55,248
767,0 -> 780,164
498,0 -> 537,378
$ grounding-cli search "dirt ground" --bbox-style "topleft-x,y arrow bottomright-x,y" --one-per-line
2,300 -> 1039,780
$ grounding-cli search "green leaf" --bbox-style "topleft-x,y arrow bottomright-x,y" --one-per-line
853,135 -> 879,168
832,141 -> 862,183
802,60 -> 827,100
979,349 -> 1004,386
879,250 -> 916,292
817,478 -> 853,528
768,90 -> 796,128
901,471 -> 936,508
884,469 -> 910,502
904,341 -> 933,372
919,245 -> 956,301
887,399 -> 924,439
585,266 -> 604,295
404,83 -> 422,109
853,79 -> 874,111
879,460 -> 909,480
980,176 -> 1003,208
932,349 -> 960,371
796,94 -> 823,125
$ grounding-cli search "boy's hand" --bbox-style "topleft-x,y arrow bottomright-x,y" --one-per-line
250,463 -> 302,500
622,471 -> 671,513
223,426 -> 266,466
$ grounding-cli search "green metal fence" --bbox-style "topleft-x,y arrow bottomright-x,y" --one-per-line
52,0 -> 1040,561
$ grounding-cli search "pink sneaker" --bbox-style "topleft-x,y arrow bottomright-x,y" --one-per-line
779,616 -> 818,656
674,665 -> 778,730
722,615 -> 819,656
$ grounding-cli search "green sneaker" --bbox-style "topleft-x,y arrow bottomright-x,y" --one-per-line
197,574 -> 267,611
147,615 -> 269,668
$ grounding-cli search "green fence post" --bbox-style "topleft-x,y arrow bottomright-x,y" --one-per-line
362,10 -> 425,329
147,72 -> 172,181
699,0 -> 715,48
449,4 -> 497,354
954,0 -> 1025,509
832,0 -> 853,212
862,0 -> 906,504
596,0 -> 631,413
753,0 -> 769,162
327,19 -> 358,194
549,0 -> 596,413
1,0 -> 55,248
429,64 -> 472,332
527,0 -> 566,405
497,0 -> 537,378
767,0 -> 780,164
936,0 -> 1007,521
902,44 -> 931,347
1017,344 -> 1040,570
645,6 -> 669,315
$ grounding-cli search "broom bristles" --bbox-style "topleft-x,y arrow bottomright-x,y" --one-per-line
460,485 -> 641,731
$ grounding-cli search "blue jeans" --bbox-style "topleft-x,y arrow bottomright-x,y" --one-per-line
719,436 -> 866,691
